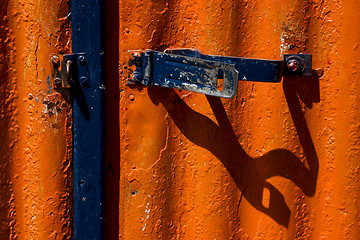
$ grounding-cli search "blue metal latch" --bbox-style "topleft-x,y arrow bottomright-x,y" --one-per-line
125,49 -> 312,98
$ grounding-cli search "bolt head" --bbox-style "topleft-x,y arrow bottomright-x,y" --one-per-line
287,59 -> 300,72
78,55 -> 87,65
132,72 -> 141,83
133,55 -> 142,67
54,77 -> 62,87
80,76 -> 89,87
315,68 -> 324,77
51,56 -> 60,67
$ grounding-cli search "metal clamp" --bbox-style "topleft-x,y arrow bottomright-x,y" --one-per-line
125,49 -> 312,98
50,53 -> 90,93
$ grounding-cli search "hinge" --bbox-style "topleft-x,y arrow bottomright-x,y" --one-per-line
125,49 -> 312,98
50,53 -> 90,94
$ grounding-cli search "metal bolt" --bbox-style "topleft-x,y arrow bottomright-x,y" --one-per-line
78,55 -> 87,65
79,179 -> 86,187
315,68 -> 324,77
287,59 -> 300,72
54,77 -> 62,87
133,55 -> 142,67
51,56 -> 60,67
132,72 -> 141,83
80,76 -> 89,87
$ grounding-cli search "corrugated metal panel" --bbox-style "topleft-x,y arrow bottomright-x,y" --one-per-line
114,0 -> 360,239
0,0 -> 72,239
1,0 -> 359,239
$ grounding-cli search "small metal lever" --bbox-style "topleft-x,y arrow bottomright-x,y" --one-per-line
125,49 -> 312,98
66,60 -> 73,85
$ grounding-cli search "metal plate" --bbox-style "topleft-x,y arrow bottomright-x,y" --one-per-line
126,49 -> 312,99
127,50 -> 238,98
165,49 -> 284,83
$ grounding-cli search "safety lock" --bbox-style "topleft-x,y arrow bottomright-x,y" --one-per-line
124,49 -> 312,98
50,53 -> 90,94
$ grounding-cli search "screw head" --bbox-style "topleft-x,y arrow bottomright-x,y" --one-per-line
79,179 -> 86,187
133,55 -> 142,67
51,56 -> 60,67
287,59 -> 300,72
54,77 -> 62,87
78,55 -> 87,65
132,72 -> 142,83
315,68 -> 324,77
80,76 -> 89,87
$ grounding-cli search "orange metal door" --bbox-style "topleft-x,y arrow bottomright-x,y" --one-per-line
1,0 -> 360,239
0,0 -> 72,239
107,0 -> 360,239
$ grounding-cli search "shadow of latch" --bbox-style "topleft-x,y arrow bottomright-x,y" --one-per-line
125,49 -> 312,98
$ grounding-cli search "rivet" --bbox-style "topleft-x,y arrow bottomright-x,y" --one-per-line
287,59 -> 300,72
132,72 -> 141,83
78,55 -> 87,65
315,68 -> 324,77
80,76 -> 89,87
51,56 -> 60,67
54,77 -> 62,87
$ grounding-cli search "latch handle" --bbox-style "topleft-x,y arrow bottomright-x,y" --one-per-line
66,60 -> 73,85
125,49 -> 312,98
130,50 -> 239,98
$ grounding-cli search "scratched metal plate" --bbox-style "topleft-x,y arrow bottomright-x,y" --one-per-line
126,50 -> 239,98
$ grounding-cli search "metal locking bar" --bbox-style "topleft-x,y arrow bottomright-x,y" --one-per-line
125,49 -> 312,98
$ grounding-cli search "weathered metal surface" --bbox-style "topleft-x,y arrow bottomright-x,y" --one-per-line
72,0 -> 105,239
114,0 -> 360,239
282,54 -> 312,76
50,53 -> 90,93
126,50 -> 239,98
0,0 -> 72,239
165,48 -> 285,82
126,49 -> 312,98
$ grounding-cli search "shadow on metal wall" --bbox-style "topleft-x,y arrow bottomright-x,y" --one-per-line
147,72 -> 319,227
104,0 -> 120,239
112,0 -> 320,231
0,0 -> 12,238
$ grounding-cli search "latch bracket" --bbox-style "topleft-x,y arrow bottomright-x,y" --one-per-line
125,49 -> 312,98
50,53 -> 90,94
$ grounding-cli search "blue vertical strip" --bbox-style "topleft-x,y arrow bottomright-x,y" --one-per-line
72,0 -> 105,239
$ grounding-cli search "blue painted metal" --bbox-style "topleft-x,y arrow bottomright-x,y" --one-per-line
165,49 -> 284,82
127,49 -> 312,98
72,0 -> 105,239
129,50 -> 238,98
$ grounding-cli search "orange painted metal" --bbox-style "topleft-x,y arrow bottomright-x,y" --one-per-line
0,0 -> 72,239
2,0 -> 360,239
112,0 -> 360,239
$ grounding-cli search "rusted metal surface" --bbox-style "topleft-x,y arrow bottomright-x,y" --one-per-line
113,0 -> 360,239
0,0 -> 72,239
